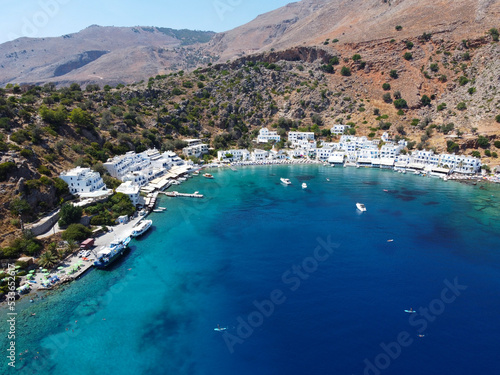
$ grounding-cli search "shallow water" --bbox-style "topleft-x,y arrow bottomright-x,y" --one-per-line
2,165 -> 500,374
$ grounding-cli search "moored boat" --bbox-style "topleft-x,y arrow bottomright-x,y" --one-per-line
203,173 -> 214,179
356,203 -> 367,212
93,236 -> 131,268
280,178 -> 292,185
131,220 -> 153,237
302,182 -> 307,189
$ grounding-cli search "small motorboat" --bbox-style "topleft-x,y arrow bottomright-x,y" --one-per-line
280,178 -> 292,185
203,173 -> 214,179
404,308 -> 416,314
356,203 -> 367,212
302,183 -> 307,189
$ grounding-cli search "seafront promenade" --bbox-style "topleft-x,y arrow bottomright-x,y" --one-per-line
16,216 -> 144,296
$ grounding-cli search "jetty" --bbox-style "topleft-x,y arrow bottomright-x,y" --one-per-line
145,191 -> 159,209
161,191 -> 204,198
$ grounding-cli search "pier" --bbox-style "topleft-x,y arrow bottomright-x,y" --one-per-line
161,191 -> 204,198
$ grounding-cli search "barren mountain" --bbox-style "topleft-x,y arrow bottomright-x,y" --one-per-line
1,0 -> 499,87
207,0 -> 500,61
0,25 -> 216,87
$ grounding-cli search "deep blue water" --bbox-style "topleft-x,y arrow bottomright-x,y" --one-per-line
2,165 -> 500,375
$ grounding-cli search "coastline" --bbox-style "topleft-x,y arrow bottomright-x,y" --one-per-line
2,158 -> 496,309
1,216 -> 144,307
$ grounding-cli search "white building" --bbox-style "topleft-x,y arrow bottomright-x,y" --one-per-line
217,149 -> 250,161
288,131 -> 315,142
183,143 -> 209,158
184,139 -> 202,147
60,167 -> 109,197
103,151 -> 149,180
331,124 -> 351,135
251,149 -> 269,161
116,181 -> 141,206
257,128 -> 281,143
439,154 -> 481,174
316,147 -> 334,161
328,151 -> 346,165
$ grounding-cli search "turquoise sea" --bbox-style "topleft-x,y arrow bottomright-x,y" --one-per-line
2,165 -> 500,375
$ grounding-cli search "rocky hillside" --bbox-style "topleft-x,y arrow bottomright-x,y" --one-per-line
206,0 -> 500,60
0,25 -> 216,87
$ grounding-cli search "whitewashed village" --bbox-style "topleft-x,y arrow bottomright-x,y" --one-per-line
58,125 -> 489,208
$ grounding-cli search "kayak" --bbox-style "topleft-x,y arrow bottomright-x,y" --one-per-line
404,309 -> 416,313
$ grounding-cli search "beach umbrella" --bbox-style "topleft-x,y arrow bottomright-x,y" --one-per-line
57,266 -> 64,270
26,275 -> 33,280
29,270 -> 35,274
15,265 -> 22,269
42,269 -> 48,272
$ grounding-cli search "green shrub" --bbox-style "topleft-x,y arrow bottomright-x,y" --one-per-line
340,66 -> 351,76
477,135 -> 489,148
389,70 -> 398,79
489,28 -> 499,42
494,140 -> 500,148
394,99 -> 407,109
20,148 -> 34,158
421,95 -> 431,106
37,165 -> 51,176
403,52 -> 413,60
458,76 -> 469,86
382,93 -> 392,103
406,41 -> 413,49
430,63 -> 439,72
395,25 -> 403,31
471,150 -> 481,158
352,54 -> 361,61
382,83 -> 391,91
456,102 -> 467,110
495,115 -> 500,123
61,224 -> 92,242
484,149 -> 491,157
0,162 -> 16,181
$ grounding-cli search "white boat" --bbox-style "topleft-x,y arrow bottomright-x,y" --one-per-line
356,203 -> 367,212
203,173 -> 214,179
302,183 -> 307,189
153,209 -> 164,213
131,220 -> 153,237
280,178 -> 292,185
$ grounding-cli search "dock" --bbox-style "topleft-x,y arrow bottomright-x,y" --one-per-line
145,191 -> 159,209
161,191 -> 204,198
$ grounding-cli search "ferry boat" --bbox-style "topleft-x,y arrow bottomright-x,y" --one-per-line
280,178 -> 292,185
356,203 -> 367,212
302,182 -> 308,189
93,236 -> 131,269
203,173 -> 214,179
131,220 -> 153,237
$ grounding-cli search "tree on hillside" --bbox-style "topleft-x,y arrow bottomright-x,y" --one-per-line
58,203 -> 83,227
69,108 -> 93,129
61,224 -> 92,242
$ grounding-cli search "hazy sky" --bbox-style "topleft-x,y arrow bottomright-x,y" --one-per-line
0,0 -> 295,44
